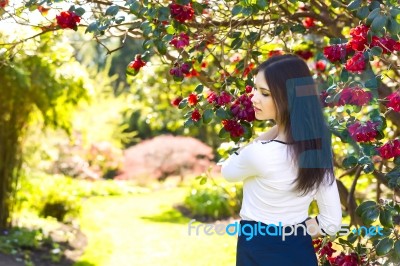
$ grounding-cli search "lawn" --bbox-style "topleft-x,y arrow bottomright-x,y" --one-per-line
75,186 -> 237,266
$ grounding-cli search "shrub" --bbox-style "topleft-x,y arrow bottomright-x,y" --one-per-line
14,172 -> 148,222
38,194 -> 81,222
49,135 -> 123,180
115,135 -> 216,182
182,178 -> 242,222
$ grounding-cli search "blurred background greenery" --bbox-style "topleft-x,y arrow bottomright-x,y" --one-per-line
0,25 -> 243,266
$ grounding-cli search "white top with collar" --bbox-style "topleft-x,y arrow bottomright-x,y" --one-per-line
221,140 -> 342,235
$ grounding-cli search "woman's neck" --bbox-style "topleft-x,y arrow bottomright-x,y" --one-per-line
274,125 -> 287,142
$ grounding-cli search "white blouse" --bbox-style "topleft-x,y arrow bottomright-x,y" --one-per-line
221,140 -> 342,235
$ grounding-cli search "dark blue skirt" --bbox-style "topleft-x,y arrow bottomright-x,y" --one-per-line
236,219 -> 318,266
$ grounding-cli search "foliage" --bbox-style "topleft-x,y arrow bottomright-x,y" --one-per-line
14,171 -> 149,222
115,134 -> 215,183
183,176 -> 242,221
0,29 -> 90,229
49,135 -> 124,180
0,223 -> 78,265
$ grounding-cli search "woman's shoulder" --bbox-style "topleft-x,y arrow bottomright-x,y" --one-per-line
252,139 -> 292,149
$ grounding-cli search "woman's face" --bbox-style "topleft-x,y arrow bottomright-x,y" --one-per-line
252,71 -> 277,121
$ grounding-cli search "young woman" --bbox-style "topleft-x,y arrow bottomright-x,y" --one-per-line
221,54 -> 342,266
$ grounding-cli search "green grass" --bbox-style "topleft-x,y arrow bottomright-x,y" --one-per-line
75,186 -> 237,266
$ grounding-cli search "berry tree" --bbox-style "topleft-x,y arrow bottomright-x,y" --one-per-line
1,0 -> 400,264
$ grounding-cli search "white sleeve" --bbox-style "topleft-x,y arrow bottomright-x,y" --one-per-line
220,144 -> 258,182
315,178 -> 343,235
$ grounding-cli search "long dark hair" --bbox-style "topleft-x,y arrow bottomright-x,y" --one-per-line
256,54 -> 335,195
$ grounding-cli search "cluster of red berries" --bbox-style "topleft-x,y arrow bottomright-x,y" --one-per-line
320,86 -> 372,107
56,11 -> 81,30
377,139 -> 400,159
170,63 -> 191,78
347,120 -> 379,143
313,239 -> 362,266
323,24 -> 400,73
169,2 -> 195,23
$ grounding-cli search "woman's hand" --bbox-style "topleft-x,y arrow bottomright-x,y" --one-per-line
305,217 -> 322,239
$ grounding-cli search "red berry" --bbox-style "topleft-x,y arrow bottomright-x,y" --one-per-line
191,109 -> 201,121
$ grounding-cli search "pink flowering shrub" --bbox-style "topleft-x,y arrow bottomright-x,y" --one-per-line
115,135 -> 215,182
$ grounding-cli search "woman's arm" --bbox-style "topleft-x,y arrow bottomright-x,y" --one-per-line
309,179 -> 342,237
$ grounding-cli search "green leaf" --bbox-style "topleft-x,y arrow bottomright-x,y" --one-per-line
246,32 -> 259,43
199,177 -> 207,185
218,128 -> 230,139
273,25 -> 284,36
178,98 -> 188,109
128,0 -> 141,14
387,18 -> 400,35
365,77 -> 379,88
166,25 -> 175,34
379,209 -> 393,227
159,6 -> 170,21
366,8 -> 380,25
191,2 -> 205,15
154,40 -> 167,55
216,108 -> 231,119
105,5 -> 120,16
115,16 -> 125,24
231,38 -> 243,50
357,6 -> 370,20
184,119 -> 194,127
347,0 -> 362,11
343,156 -> 358,169
242,6 -> 253,16
203,109 -> 213,124
142,39 -> 153,49
358,156 -> 371,165
340,69 -> 349,82
176,0 -> 190,5
256,0 -> 268,9
232,5 -> 243,16
361,207 -> 379,225
85,21 -> 98,33
368,0 -> 380,11
290,24 -> 306,33
74,7 -> 85,16
394,240 -> 400,257
241,122 -> 252,140
195,84 -> 204,94
162,34 -> 174,42
376,237 -> 394,256
390,8 -> 400,18
370,46 -> 383,57
146,7 -> 158,19
347,232 -> 359,243
364,163 -> 374,174
356,200 -> 377,217
371,15 -> 387,32
361,144 -> 378,156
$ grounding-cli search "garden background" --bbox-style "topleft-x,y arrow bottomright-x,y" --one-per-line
0,0 -> 400,265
